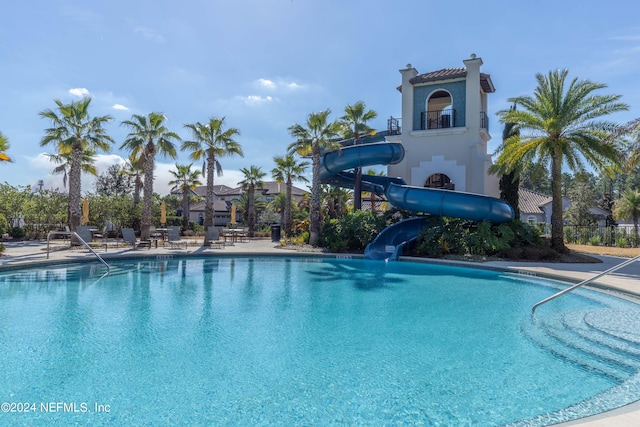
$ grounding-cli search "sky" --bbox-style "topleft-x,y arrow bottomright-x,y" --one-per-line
1,0 -> 640,196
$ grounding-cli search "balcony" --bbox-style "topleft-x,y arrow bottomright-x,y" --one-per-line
420,109 -> 455,130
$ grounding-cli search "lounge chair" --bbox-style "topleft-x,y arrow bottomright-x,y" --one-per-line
206,226 -> 225,249
72,226 -> 108,251
167,226 -> 187,250
122,228 -> 151,250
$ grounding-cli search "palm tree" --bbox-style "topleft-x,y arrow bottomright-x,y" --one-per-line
288,109 -> 342,246
271,154 -> 309,238
40,98 -> 113,230
497,69 -> 628,253
321,184 -> 350,219
120,113 -> 179,240
489,104 -> 523,219
340,101 -> 377,211
121,154 -> 145,206
0,131 -> 11,162
183,117 -> 243,246
239,165 -> 266,238
168,163 -> 202,231
613,190 -> 640,247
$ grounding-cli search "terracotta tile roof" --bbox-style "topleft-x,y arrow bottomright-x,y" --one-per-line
518,188 -> 551,214
398,68 -> 495,93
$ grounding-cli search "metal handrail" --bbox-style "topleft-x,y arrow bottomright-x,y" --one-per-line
47,231 -> 110,271
531,254 -> 640,316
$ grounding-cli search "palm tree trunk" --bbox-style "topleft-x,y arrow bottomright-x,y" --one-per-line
141,146 -> 155,241
353,166 -> 362,210
68,146 -> 83,231
309,150 -> 321,246
248,185 -> 255,238
285,178 -> 292,238
203,154 -> 215,246
182,189 -> 189,231
550,149 -> 567,253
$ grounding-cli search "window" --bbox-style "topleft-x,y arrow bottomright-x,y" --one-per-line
425,174 -> 453,190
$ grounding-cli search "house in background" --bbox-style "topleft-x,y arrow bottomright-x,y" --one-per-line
185,181 -> 307,226
386,54 -> 500,198
518,188 -> 609,228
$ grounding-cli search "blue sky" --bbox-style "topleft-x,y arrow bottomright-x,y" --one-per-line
1,0 -> 639,195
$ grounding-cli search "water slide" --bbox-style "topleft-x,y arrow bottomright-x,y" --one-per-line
319,141 -> 514,260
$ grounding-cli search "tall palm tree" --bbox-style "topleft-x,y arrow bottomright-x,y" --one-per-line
239,165 -> 266,238
120,113 -> 179,240
0,131 -> 11,162
497,69 -> 628,252
613,190 -> 640,247
40,98 -> 113,230
340,101 -> 377,211
183,117 -> 243,246
168,163 -> 202,231
272,154 -> 309,238
288,109 -> 342,246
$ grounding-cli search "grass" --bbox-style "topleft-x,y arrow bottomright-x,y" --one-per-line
567,244 -> 640,258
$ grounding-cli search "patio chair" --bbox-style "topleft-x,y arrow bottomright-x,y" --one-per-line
72,226 -> 107,251
122,228 -> 151,250
206,226 -> 225,249
167,226 -> 188,250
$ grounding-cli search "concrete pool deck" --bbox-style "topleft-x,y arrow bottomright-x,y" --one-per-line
1,238 -> 639,426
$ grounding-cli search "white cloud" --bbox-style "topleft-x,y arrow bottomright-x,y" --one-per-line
69,88 -> 90,97
241,95 -> 274,105
254,78 -> 304,91
134,26 -> 165,43
112,104 -> 129,111
257,78 -> 276,89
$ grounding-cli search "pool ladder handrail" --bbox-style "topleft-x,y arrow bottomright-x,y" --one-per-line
531,254 -> 640,316
47,230 -> 110,272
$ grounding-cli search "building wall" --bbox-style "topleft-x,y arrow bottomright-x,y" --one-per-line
413,81 -> 466,130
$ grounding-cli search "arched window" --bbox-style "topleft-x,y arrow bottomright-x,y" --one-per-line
423,90 -> 454,129
425,173 -> 454,190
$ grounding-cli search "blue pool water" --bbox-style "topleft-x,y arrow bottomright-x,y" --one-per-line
1,257 -> 640,426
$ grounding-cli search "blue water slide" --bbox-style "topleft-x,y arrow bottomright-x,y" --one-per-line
363,217 -> 431,260
319,141 -> 514,260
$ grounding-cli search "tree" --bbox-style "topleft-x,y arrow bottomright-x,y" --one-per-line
121,154 -> 145,206
120,113 -> 179,240
168,163 -> 202,231
490,104 -> 524,219
95,164 -> 133,197
614,190 -> 640,246
340,101 -> 377,211
497,69 -> 628,253
239,165 -> 266,238
565,177 -> 598,227
183,117 -> 243,245
39,98 -> 113,230
0,131 -> 11,162
288,109 -> 342,246
271,154 -> 309,238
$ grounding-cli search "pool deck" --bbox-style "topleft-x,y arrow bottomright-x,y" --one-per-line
1,238 -> 640,426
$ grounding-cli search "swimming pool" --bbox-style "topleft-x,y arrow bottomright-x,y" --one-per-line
1,256 -> 639,426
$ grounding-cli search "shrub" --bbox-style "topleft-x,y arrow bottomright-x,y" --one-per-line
8,227 -> 25,239
617,237 -> 630,248
589,235 -> 601,246
0,242 -> 5,253
320,210 -> 386,252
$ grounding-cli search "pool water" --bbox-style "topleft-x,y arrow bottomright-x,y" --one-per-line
1,257 -> 639,426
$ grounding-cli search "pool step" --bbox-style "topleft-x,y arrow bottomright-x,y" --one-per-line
521,310 -> 640,382
540,314 -> 640,373
562,310 -> 640,359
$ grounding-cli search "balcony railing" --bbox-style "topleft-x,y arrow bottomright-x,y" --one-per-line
420,109 -> 456,130
480,112 -> 489,131
387,116 -> 401,135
